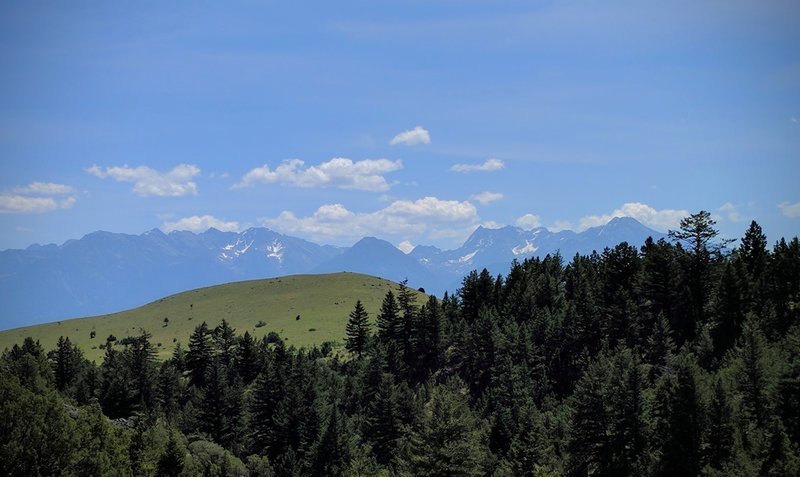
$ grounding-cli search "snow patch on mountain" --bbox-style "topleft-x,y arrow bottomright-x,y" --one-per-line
512,240 -> 538,256
266,240 -> 284,263
220,238 -> 253,260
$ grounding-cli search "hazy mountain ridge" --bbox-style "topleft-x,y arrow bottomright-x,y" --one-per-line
0,217 -> 663,328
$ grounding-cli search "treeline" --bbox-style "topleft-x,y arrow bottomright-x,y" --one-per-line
2,213 -> 799,476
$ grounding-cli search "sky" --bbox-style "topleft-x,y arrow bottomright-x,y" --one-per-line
1,1 -> 799,252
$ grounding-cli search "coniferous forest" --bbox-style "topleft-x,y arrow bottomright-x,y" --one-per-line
2,213 -> 799,477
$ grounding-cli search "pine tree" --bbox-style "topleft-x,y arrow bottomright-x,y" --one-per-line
119,330 -> 157,411
198,358 -> 232,446
213,319 -> 237,373
309,406 -> 348,477
669,211 -> 732,335
365,372 -> 402,466
704,378 -> 734,471
51,336 -> 79,393
187,322 -> 214,389
376,291 -> 400,344
735,315 -> 774,427
235,331 -> 260,385
345,300 -> 370,358
405,377 -> 488,476
157,431 -> 185,477
651,352 -> 703,477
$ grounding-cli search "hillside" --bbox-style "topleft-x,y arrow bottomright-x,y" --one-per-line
0,217 -> 663,327
0,272 -> 423,362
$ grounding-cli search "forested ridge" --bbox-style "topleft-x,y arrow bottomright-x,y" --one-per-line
2,213 -> 799,476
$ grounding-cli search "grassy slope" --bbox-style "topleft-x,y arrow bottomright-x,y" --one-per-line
0,273 -> 424,362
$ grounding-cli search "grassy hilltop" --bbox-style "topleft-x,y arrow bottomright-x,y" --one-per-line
0,272 -> 424,361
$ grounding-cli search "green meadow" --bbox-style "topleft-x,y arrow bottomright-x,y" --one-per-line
0,272 -> 424,361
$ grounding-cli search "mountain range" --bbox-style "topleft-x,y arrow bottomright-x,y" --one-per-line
0,217 -> 664,329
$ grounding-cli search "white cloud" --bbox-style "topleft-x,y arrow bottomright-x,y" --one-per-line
450,158 -> 505,173
87,164 -> 200,197
718,202 -> 742,222
779,201 -> 800,218
235,158 -> 402,192
389,126 -> 431,146
579,202 -> 689,231
162,215 -> 240,233
397,240 -> 415,254
471,191 -> 504,205
261,196 -> 479,244
549,220 -> 573,232
13,182 -> 75,195
0,195 -> 75,214
516,213 -> 542,229
0,181 -> 77,214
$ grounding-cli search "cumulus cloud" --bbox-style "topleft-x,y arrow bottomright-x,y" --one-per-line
261,196 -> 479,244
718,202 -> 742,222
0,181 -> 77,214
471,191 -> 504,205
450,158 -> 505,173
516,213 -> 542,229
779,201 -> 800,218
579,202 -> 689,231
235,158 -> 402,192
389,126 -> 431,146
0,195 -> 76,214
162,215 -> 241,233
549,220 -> 573,232
87,164 -> 200,197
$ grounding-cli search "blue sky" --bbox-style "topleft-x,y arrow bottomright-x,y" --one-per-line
1,1 -> 798,251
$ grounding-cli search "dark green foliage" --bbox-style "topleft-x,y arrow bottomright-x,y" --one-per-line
651,352 -> 703,477
157,431 -> 185,477
2,215 -> 798,477
345,300 -> 370,357
309,406 -> 348,476
187,322 -> 213,388
403,377 -> 489,476
236,331 -> 260,385
364,372 -> 404,465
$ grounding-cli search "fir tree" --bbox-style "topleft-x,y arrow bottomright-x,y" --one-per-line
405,377 -> 488,476
235,331 -> 260,385
345,300 -> 370,358
157,431 -> 185,477
187,322 -> 213,389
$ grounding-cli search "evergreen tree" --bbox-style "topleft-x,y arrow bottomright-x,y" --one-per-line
198,358 -> 232,446
345,300 -> 370,357
235,331 -> 260,385
187,322 -> 214,389
99,345 -> 134,418
50,336 -> 80,393
213,319 -> 237,373
157,360 -> 182,419
704,378 -> 735,471
651,352 -> 703,477
669,211 -> 732,336
376,291 -> 400,344
405,378 -> 488,476
364,372 -> 402,466
157,431 -> 185,477
120,330 -> 158,411
735,315 -> 775,428
309,406 -> 348,477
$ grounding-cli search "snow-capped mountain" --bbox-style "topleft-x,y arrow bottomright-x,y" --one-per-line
0,227 -> 343,327
411,216 -> 665,278
0,217 -> 663,328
